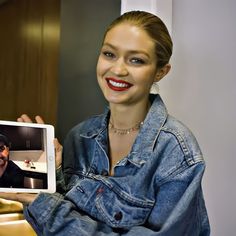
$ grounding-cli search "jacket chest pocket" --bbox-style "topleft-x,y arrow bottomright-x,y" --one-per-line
95,186 -> 155,229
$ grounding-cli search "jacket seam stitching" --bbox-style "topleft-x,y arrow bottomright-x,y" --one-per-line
160,127 -> 201,165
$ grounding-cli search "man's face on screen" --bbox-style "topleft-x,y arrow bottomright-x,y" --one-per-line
0,143 -> 9,166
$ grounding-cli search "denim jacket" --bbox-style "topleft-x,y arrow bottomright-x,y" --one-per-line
24,95 -> 210,236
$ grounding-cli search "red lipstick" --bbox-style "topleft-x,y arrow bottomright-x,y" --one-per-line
105,77 -> 133,91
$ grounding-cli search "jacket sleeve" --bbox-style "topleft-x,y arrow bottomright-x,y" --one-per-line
55,167 -> 67,194
23,161 -> 210,236
145,161 -> 210,236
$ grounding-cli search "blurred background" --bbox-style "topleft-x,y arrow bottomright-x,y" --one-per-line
0,0 -> 235,235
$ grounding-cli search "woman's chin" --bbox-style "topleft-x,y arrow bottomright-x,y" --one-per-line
105,96 -> 126,105
102,90 -> 128,103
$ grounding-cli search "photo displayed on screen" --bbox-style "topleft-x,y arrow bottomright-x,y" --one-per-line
0,124 -> 48,189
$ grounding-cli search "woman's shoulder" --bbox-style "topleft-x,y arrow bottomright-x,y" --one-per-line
160,115 -> 204,165
163,115 -> 198,141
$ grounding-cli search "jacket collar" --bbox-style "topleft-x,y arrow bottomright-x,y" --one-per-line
80,94 -> 168,159
135,94 -> 168,151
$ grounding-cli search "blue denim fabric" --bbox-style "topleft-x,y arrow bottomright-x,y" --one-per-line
24,95 -> 210,235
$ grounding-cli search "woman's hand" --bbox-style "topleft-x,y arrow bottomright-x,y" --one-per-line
0,192 -> 37,205
17,114 -> 45,124
54,138 -> 63,169
0,115 -> 40,204
0,114 -> 61,205
17,114 -> 62,168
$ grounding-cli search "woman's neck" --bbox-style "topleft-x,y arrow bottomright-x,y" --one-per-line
109,100 -> 150,129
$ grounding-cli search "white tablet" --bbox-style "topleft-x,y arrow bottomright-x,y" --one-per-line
0,120 -> 56,193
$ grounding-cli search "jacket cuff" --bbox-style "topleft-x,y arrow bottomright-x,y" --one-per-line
24,192 -> 63,225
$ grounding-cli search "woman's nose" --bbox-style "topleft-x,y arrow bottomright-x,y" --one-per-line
110,59 -> 128,76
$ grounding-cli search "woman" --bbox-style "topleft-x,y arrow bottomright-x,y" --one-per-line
0,11 -> 210,235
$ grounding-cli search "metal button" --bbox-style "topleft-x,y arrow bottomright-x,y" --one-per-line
114,211 -> 123,221
96,187 -> 104,194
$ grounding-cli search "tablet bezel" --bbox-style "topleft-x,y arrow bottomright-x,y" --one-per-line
0,120 -> 56,193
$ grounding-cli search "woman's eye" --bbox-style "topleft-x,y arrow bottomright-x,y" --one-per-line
130,58 -> 145,65
102,51 -> 115,59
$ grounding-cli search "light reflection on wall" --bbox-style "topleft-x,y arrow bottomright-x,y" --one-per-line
21,22 -> 60,42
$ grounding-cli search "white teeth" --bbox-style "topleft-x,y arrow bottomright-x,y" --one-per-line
109,80 -> 129,88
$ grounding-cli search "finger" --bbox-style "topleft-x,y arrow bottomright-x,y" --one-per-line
35,115 -> 45,124
17,117 -> 24,122
18,114 -> 33,123
54,138 -> 63,168
0,192 -> 37,204
54,138 -> 63,152
16,193 -> 37,204
0,193 -> 18,201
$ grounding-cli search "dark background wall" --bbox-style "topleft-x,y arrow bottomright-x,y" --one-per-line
0,0 -> 120,142
57,0 -> 121,141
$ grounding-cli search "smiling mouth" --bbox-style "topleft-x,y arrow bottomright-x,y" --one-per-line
105,77 -> 133,91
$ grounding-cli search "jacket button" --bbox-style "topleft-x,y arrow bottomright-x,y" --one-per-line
96,187 -> 104,194
114,211 -> 123,221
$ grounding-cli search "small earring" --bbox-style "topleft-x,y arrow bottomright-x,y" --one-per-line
150,82 -> 159,94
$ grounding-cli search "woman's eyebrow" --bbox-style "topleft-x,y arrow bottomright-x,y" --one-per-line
102,43 -> 116,49
102,43 -> 150,58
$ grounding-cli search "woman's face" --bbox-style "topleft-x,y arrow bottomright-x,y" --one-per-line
96,23 -> 159,106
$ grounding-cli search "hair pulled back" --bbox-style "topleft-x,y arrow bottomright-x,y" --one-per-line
105,11 -> 173,69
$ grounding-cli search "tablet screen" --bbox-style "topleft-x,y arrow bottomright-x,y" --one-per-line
0,121 -> 55,193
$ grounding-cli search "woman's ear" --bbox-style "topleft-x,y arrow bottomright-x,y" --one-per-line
155,63 -> 171,82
